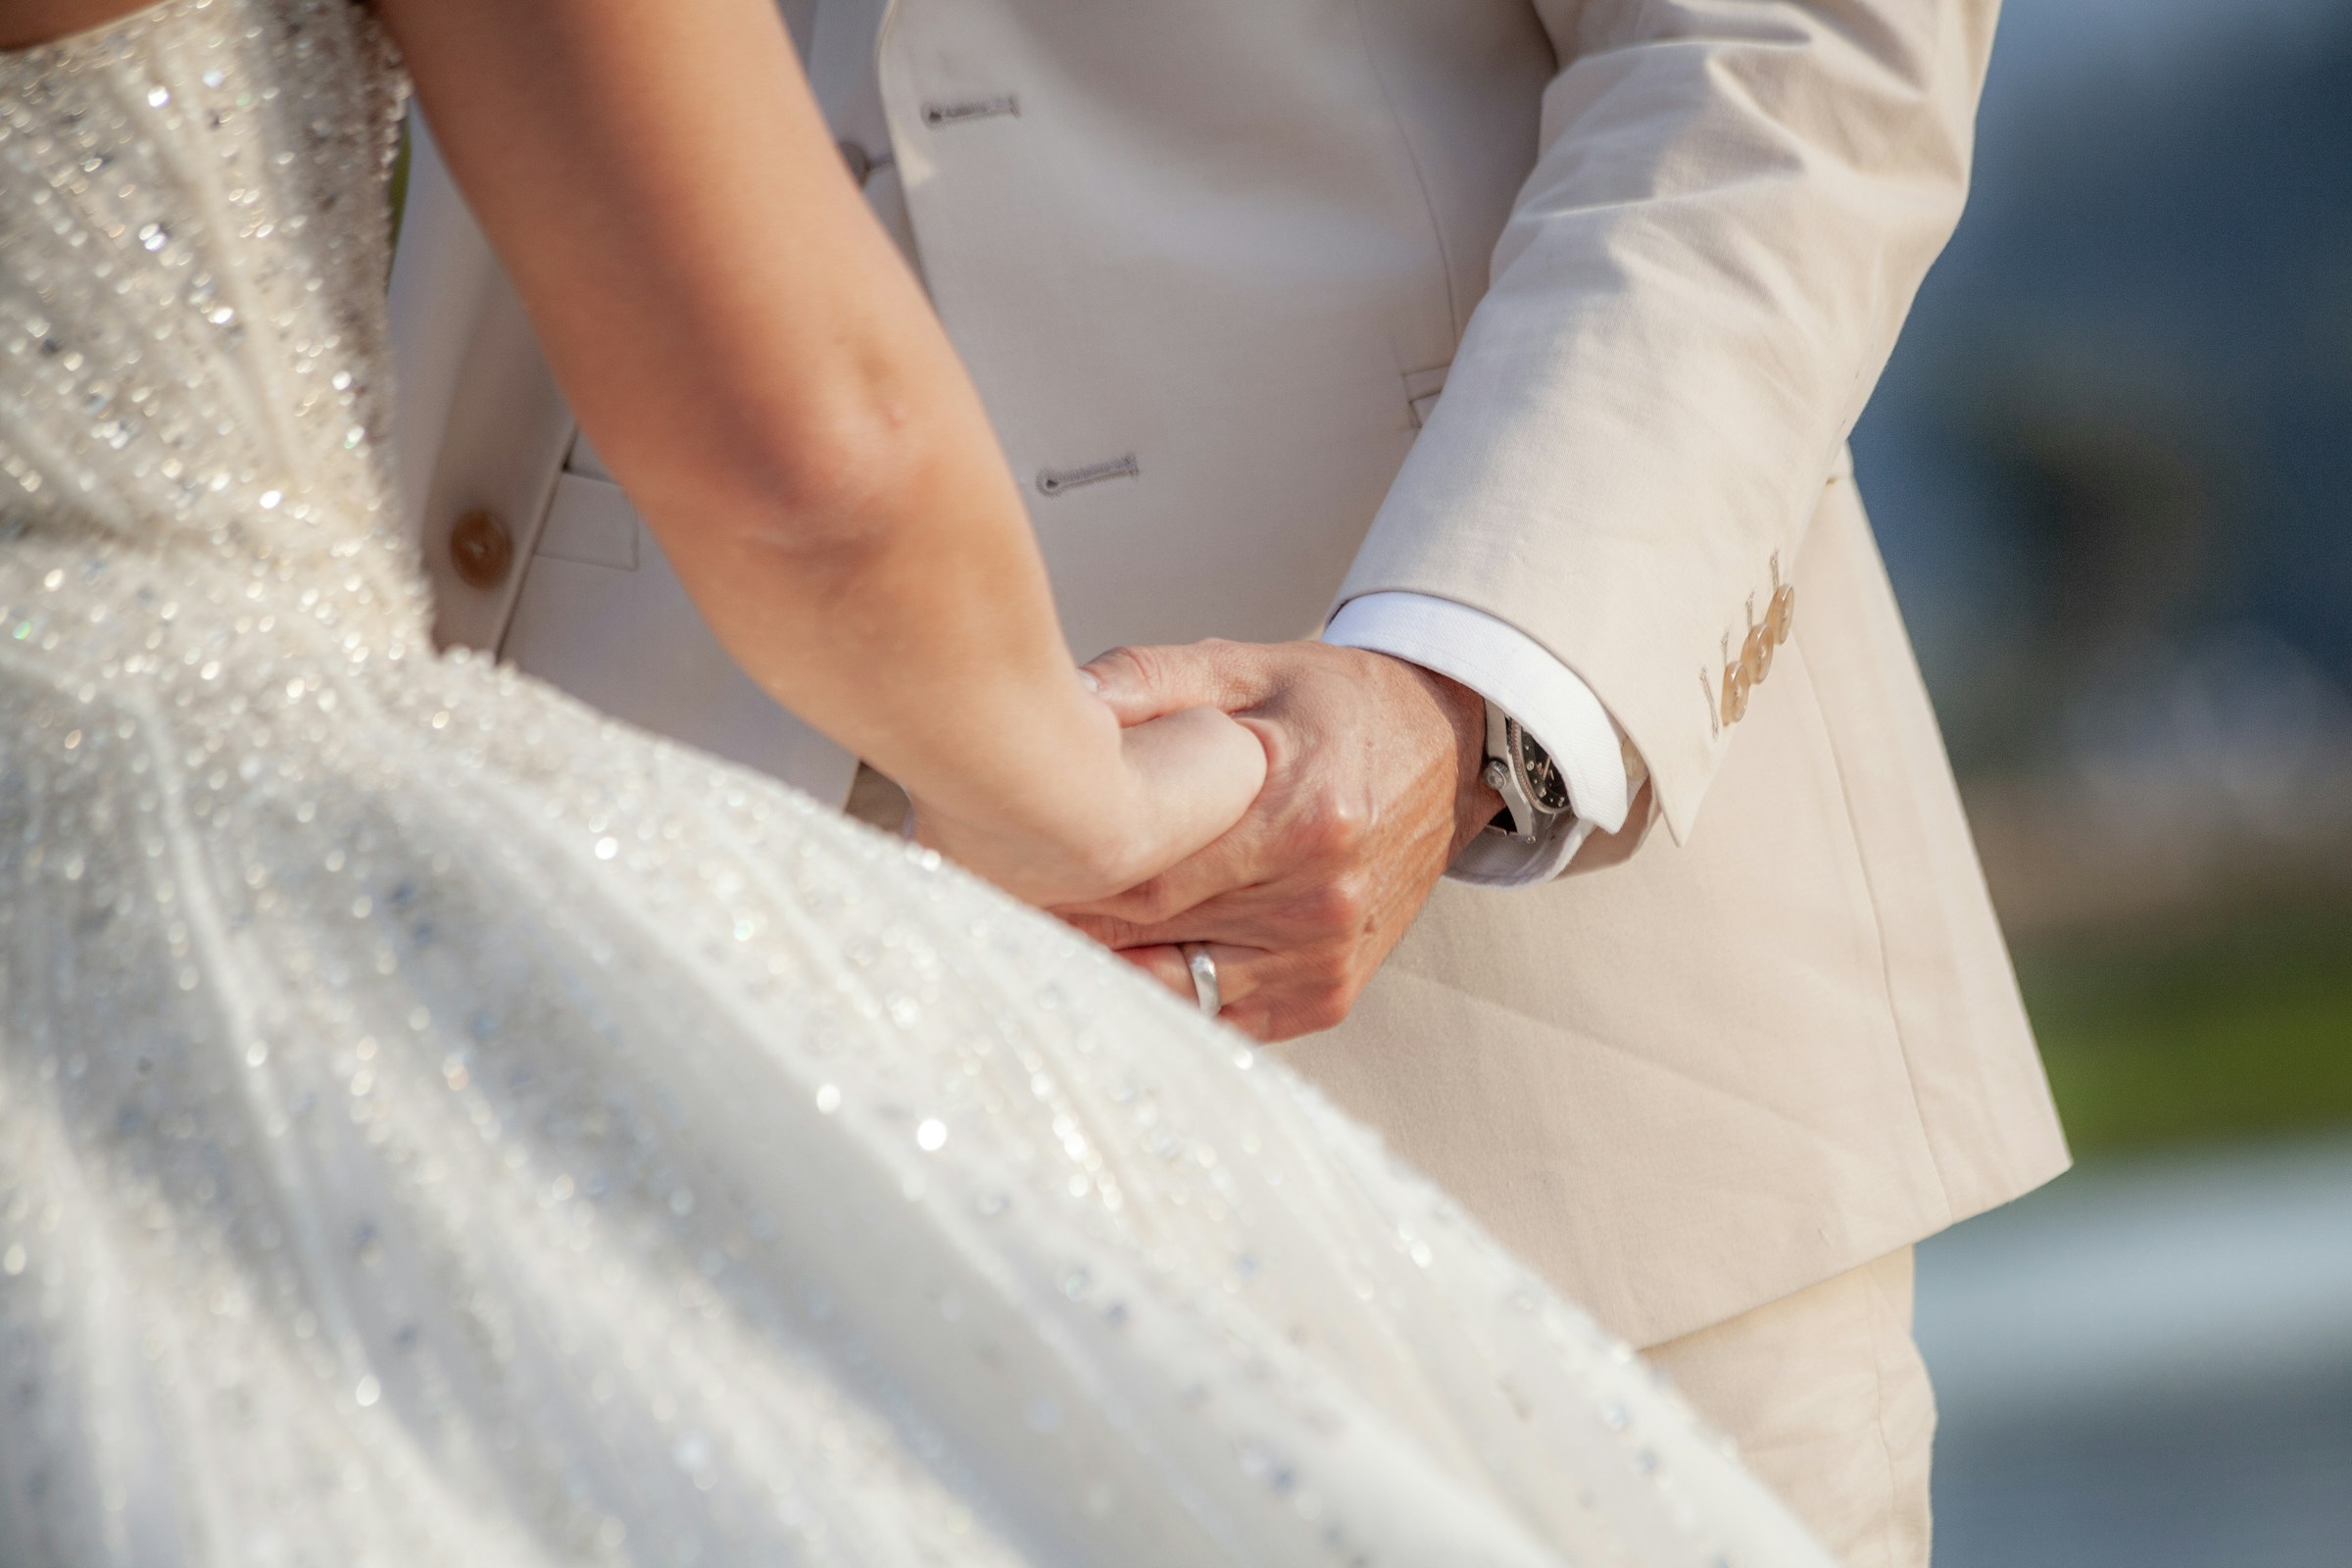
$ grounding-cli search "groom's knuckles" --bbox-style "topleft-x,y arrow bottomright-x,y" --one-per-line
1265,870 -> 1361,943
1262,970 -> 1355,1038
1292,787 -> 1371,866
1295,955 -> 1373,1036
1211,933 -> 1353,1042
1250,806 -> 1371,924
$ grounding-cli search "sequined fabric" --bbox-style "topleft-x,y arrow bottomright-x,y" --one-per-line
0,4 -> 1830,1565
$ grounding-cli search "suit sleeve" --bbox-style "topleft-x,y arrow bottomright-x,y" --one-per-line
1335,0 -> 1998,844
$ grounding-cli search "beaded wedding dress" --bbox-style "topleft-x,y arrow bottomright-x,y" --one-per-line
0,4 -> 1832,1566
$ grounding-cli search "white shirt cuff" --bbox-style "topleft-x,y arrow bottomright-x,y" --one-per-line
1323,591 -> 1634,887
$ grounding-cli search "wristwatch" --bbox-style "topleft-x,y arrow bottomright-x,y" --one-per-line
1480,700 -> 1573,841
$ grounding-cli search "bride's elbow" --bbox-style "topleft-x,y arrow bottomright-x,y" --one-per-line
656,401 -> 939,565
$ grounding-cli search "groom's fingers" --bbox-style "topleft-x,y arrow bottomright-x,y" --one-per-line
1113,939 -> 1349,1042
1082,640 -> 1281,726
1058,710 -> 1313,930
1061,874 -> 1323,955
1080,641 -> 1485,1041
1075,858 -> 1403,1040
1055,823 -> 1272,932
1112,942 -> 1267,1017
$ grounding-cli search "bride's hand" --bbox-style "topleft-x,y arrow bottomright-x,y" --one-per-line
912,696 -> 1265,907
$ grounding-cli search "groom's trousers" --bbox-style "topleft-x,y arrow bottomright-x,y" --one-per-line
1644,1248 -> 1934,1568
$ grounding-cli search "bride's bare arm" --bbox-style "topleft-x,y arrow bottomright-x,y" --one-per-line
364,0 -> 1261,903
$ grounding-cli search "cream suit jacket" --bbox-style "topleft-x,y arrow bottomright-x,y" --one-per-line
391,0 -> 2069,1348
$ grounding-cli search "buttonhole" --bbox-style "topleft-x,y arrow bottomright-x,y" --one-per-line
923,95 -> 1020,128
1036,454 -> 1140,497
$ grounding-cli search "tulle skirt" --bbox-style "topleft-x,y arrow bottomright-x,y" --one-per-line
0,534 -> 1826,1568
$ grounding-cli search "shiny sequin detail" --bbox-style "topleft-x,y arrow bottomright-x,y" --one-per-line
0,4 -> 1828,1566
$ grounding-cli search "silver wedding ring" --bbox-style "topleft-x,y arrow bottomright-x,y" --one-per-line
1183,943 -> 1221,1018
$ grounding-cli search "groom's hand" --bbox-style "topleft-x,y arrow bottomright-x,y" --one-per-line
1054,640 -> 1500,1042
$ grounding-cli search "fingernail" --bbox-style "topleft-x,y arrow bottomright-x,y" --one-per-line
1076,667 -> 1102,694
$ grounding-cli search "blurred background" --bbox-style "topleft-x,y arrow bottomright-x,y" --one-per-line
1849,0 -> 2352,1560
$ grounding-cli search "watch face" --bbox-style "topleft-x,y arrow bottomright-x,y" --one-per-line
1518,729 -> 1572,813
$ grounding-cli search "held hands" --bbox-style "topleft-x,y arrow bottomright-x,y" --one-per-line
913,684 -> 1269,909
1054,641 -> 1501,1042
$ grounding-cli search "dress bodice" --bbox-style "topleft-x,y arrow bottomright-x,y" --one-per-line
0,0 -> 415,621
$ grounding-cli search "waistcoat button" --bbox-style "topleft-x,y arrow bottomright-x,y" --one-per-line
837,139 -> 890,187
449,509 -> 514,590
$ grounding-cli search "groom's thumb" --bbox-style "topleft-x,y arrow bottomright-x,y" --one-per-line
1081,644 -> 1230,726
